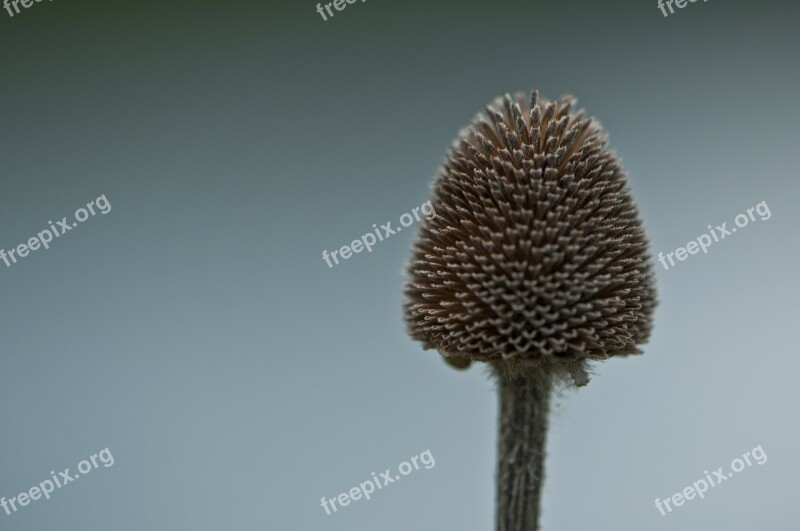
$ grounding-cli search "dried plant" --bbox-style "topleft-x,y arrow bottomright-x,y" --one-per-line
404,89 -> 657,530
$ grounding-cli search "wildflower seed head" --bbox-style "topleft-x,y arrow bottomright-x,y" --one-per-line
404,90 -> 657,384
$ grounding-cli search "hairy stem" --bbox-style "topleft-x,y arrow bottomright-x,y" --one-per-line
495,367 -> 552,531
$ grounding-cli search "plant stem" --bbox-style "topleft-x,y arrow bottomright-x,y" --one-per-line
495,367 -> 552,531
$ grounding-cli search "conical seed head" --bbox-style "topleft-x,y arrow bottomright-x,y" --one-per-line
404,90 -> 657,373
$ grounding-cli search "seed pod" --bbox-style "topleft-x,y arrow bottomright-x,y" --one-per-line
404,90 -> 656,385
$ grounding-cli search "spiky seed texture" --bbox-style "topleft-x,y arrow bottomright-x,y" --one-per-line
404,90 -> 657,383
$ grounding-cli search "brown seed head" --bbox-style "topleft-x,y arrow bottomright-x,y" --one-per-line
404,90 -> 657,384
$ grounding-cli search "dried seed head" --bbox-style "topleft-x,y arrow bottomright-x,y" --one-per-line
404,90 -> 656,384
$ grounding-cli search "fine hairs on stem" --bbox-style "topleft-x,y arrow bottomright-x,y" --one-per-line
404,89 -> 657,530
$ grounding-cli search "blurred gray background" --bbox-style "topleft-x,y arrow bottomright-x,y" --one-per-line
1,0 -> 798,529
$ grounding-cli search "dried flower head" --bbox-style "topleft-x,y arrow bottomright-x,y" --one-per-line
404,90 -> 656,384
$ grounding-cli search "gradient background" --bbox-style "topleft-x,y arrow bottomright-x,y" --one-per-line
1,0 -> 798,529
